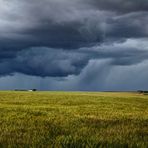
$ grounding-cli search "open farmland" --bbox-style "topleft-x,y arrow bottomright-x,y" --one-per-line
0,91 -> 148,147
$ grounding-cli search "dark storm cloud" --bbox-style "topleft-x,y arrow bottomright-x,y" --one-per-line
107,12 -> 148,38
1,0 -> 148,51
0,47 -> 90,77
90,0 -> 148,13
0,39 -> 148,77
0,0 -> 148,79
0,0 -> 106,50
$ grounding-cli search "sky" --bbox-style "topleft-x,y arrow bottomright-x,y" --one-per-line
0,0 -> 148,91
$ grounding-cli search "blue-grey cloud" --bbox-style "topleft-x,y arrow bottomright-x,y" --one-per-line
0,0 -> 148,90
0,39 -> 148,77
0,0 -> 148,51
90,0 -> 148,13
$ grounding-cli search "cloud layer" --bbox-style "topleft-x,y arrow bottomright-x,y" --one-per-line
0,0 -> 148,90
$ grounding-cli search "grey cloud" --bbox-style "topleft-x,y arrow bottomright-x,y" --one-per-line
1,59 -> 148,91
90,0 -> 148,13
0,47 -> 90,77
0,0 -> 148,91
73,59 -> 148,91
0,0 -> 148,52
107,12 -> 148,39
0,39 -> 148,77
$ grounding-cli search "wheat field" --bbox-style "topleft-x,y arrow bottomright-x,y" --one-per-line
0,91 -> 148,147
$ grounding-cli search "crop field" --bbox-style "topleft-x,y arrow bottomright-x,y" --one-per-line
0,91 -> 148,148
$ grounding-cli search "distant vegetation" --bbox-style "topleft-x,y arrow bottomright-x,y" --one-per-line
0,91 -> 148,147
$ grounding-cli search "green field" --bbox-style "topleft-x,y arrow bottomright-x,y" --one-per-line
0,91 -> 148,148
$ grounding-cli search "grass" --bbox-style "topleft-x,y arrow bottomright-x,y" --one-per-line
0,91 -> 148,148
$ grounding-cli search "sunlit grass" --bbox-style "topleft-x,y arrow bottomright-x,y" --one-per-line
0,91 -> 148,147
